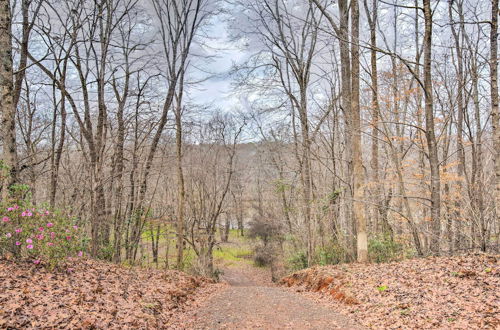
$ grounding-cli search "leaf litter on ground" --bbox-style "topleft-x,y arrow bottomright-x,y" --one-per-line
0,258 -> 224,329
281,253 -> 499,329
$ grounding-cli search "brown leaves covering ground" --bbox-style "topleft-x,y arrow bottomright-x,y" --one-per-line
0,258 -> 223,329
281,254 -> 499,329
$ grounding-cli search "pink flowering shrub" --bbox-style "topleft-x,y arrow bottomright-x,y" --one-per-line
0,203 -> 86,268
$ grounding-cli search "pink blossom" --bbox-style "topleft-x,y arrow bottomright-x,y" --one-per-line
2,216 -> 9,222
45,211 -> 50,216
15,241 -> 21,246
26,238 -> 32,244
5,233 -> 12,238
7,207 -> 14,211
78,251 -> 83,257
27,212 -> 33,217
33,259 -> 40,264
66,236 -> 71,240
47,242 -> 54,247
72,225 -> 78,230
13,205 -> 19,210
38,227 -> 44,232
27,244 -> 33,249
46,222 -> 54,228
50,232 -> 55,239
36,234 -> 44,240
21,211 -> 27,217
15,228 -> 22,233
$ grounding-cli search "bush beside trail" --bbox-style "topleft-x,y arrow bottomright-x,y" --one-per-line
0,202 -> 85,268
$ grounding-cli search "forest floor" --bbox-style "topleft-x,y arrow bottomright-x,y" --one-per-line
176,236 -> 499,329
0,258 -> 223,329
1,242 -> 498,329
281,253 -> 499,329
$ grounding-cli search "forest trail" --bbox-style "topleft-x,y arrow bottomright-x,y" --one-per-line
190,263 -> 363,329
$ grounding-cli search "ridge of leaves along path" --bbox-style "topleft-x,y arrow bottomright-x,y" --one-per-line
178,262 -> 364,330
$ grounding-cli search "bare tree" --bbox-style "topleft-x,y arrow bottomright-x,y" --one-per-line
490,0 -> 500,227
1,0 -> 18,197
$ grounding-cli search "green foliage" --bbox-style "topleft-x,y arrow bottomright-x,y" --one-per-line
0,200 -> 86,268
9,184 -> 31,200
368,233 -> 403,263
286,242 -> 349,271
0,160 -> 10,180
97,243 -> 115,261
377,285 -> 388,292
315,243 -> 349,266
213,245 -> 252,263
287,250 -> 308,271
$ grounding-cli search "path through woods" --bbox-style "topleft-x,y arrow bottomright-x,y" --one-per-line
191,265 -> 362,329
182,244 -> 363,330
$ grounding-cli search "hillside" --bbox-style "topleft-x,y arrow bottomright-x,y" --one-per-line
281,254 -> 499,329
0,259 -> 223,329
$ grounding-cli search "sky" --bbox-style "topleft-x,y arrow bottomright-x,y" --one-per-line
187,10 -> 248,113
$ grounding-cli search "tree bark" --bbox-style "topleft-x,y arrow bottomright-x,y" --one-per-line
363,0 -> 380,233
448,0 -> 467,253
175,71 -> 186,269
490,0 -> 500,229
350,0 -> 367,262
423,0 -> 441,254
0,0 -> 18,198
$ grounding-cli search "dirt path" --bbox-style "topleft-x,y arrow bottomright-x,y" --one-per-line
190,264 -> 363,329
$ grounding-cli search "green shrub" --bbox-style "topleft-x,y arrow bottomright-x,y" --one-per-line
0,201 -> 86,268
315,243 -> 349,266
368,234 -> 403,263
287,250 -> 308,271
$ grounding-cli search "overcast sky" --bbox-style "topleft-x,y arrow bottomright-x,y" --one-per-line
187,10 -> 247,113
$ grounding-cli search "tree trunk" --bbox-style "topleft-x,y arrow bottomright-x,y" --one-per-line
175,73 -> 186,269
490,0 -> 500,228
298,88 -> 314,265
364,0 -> 380,233
337,0 -> 354,258
423,0 -> 441,254
350,0 -> 367,262
448,0 -> 466,252
0,0 -> 18,198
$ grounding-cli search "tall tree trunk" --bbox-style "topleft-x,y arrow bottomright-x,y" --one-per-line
175,72 -> 186,269
351,0 -> 367,262
423,0 -> 441,254
50,90 -> 67,208
364,0 -> 380,233
298,88 -> 313,265
111,70 -> 129,262
490,0 -> 500,228
448,0 -> 466,252
0,0 -> 18,198
470,57 -> 484,249
337,0 -> 354,258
